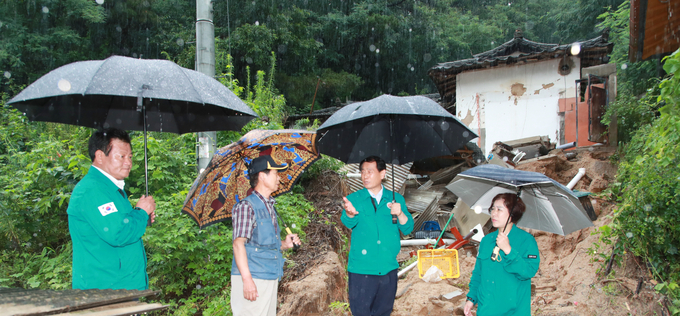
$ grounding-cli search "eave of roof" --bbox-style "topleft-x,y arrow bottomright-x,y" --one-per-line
428,30 -> 614,106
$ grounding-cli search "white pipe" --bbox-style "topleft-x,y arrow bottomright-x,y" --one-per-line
400,239 -> 456,246
398,260 -> 419,277
566,168 -> 586,190
556,142 -> 576,150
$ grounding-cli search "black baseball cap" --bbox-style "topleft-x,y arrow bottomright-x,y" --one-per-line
248,155 -> 288,174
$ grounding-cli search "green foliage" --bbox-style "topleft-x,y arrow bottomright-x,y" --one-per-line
609,49 -> 680,303
299,155 -> 345,185
278,69 -> 363,113
0,244 -> 72,290
144,193 -> 236,308
329,301 -> 350,313
275,192 -> 314,241
602,89 -> 659,144
127,133 -> 196,197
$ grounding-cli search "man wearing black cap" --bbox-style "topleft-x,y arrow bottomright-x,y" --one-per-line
231,155 -> 301,316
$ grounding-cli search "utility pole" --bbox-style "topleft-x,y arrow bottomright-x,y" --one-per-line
196,0 -> 216,173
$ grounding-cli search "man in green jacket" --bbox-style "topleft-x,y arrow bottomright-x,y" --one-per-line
67,128 -> 156,290
341,156 -> 414,316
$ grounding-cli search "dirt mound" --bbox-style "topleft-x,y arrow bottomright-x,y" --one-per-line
278,252 -> 347,316
516,146 -> 618,194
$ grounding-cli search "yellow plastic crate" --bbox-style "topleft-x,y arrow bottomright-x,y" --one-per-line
417,249 -> 460,279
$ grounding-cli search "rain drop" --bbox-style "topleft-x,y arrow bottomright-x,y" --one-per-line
440,121 -> 450,131
33,233 -> 38,237
376,48 -> 380,54
57,79 -> 72,92
403,135 -> 410,143
209,116 -> 215,122
377,240 -> 381,245
39,243 -> 43,247
407,63 -> 412,69
116,119 -> 122,124
375,62 -> 379,68
644,204 -> 652,212
142,1 -> 150,7
278,44 -> 287,54
502,156 -> 508,162
42,6 -> 49,13
26,242 -> 32,247
592,200 -> 597,205
116,26 -> 122,32
369,44 -> 376,52
255,21 -> 259,26
133,53 -> 138,58
476,159 -> 482,164
410,67 -> 415,71
362,249 -> 367,255
626,232 -> 633,238
358,150 -> 365,157
3,71 -> 10,79
196,284 -> 202,289
177,38 -> 184,47
292,223 -> 297,229
96,0 -> 105,4
570,42 -> 581,56
462,131 -> 470,138
103,227 -> 109,232
246,57 -> 253,64
423,53 -> 432,62
124,218 -> 129,224
621,63 -> 628,70
474,205 -> 482,214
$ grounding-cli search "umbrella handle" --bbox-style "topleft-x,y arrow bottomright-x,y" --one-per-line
285,227 -> 300,251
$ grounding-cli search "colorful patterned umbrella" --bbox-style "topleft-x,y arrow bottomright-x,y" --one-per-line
182,129 -> 320,229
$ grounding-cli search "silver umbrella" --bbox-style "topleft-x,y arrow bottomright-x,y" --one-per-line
446,164 -> 593,236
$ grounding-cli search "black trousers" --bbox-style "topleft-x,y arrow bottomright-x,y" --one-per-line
348,269 -> 398,316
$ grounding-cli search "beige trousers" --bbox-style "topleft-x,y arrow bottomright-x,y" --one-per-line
230,275 -> 278,316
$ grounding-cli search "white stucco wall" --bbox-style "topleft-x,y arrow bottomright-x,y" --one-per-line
456,57 -> 581,155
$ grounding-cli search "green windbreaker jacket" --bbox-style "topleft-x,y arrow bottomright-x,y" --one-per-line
67,166 -> 149,290
467,226 -> 540,315
341,187 -> 414,275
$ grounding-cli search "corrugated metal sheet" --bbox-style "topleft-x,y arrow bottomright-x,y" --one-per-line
338,162 -> 413,195
412,196 -> 441,232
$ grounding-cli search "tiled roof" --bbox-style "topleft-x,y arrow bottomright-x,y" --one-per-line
428,29 -> 614,106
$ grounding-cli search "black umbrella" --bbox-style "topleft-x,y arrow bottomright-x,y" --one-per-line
317,94 -> 478,222
8,55 -> 257,195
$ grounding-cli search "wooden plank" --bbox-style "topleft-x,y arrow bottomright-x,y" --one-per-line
53,302 -> 168,316
0,288 -> 160,316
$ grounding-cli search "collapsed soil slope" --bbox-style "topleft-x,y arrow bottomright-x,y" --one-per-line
280,146 -> 665,315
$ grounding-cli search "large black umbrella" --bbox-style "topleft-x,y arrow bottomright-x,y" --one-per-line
8,55 -> 257,195
317,94 -> 477,222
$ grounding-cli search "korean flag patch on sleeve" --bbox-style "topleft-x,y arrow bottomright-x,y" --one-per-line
98,202 -> 118,216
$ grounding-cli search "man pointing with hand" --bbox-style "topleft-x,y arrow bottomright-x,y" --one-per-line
341,156 -> 413,316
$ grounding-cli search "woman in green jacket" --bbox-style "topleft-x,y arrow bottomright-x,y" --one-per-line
464,193 -> 540,316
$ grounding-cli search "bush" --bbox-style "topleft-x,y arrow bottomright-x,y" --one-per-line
609,49 -> 680,310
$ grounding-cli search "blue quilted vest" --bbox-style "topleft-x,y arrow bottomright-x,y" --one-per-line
231,194 -> 284,280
